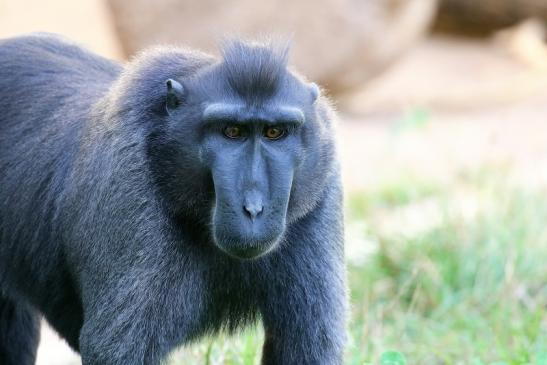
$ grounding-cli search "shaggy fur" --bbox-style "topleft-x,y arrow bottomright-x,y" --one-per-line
0,33 -> 347,364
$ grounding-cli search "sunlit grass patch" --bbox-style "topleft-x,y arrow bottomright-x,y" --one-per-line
347,171 -> 547,364
347,174 -> 443,218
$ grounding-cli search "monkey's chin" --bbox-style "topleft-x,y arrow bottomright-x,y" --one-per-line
213,234 -> 282,260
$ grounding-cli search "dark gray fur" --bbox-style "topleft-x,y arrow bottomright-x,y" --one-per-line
0,33 -> 347,364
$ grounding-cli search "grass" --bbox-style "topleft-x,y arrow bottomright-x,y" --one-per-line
169,168 -> 547,365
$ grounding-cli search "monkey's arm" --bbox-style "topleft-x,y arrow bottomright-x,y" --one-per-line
259,177 -> 347,365
77,251 -> 208,365
72,203 -> 209,365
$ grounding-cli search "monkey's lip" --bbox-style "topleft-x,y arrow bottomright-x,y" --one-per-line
214,235 -> 281,260
220,245 -> 273,260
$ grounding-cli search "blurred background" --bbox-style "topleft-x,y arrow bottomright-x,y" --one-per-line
1,0 -> 546,364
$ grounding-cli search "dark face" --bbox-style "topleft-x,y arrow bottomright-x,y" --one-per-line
200,103 -> 304,259
152,45 -> 333,260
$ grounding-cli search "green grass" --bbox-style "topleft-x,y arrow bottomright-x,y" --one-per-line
169,169 -> 547,365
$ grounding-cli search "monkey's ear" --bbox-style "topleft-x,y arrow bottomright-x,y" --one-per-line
309,82 -> 320,103
165,79 -> 185,112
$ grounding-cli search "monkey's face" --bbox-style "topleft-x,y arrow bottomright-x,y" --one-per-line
200,105 -> 304,259
191,63 -> 331,260
156,43 -> 334,260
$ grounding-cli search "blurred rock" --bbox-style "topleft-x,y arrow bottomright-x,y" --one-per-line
107,0 -> 437,94
494,19 -> 547,71
342,36 -> 547,114
434,0 -> 547,37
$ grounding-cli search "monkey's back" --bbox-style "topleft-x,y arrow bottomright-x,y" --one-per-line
0,33 -> 121,132
0,33 -> 122,293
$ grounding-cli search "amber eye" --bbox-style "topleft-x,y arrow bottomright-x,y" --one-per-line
264,126 -> 285,140
223,125 -> 243,139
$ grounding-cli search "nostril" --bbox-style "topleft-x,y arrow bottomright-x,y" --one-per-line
243,204 -> 263,220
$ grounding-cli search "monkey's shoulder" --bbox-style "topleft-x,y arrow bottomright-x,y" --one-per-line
0,33 -> 119,73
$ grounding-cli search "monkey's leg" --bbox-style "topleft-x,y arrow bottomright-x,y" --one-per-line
259,183 -> 347,365
0,294 -> 41,365
259,258 -> 347,365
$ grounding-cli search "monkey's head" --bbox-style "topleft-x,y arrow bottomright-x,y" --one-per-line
146,40 -> 336,260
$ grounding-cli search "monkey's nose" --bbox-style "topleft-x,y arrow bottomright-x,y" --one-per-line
243,202 -> 263,221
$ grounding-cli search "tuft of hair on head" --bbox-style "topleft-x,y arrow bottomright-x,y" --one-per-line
219,37 -> 291,101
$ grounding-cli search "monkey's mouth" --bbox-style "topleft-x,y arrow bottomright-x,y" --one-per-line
212,226 -> 284,260
210,190 -> 290,260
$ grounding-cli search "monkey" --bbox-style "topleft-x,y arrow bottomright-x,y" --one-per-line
0,33 -> 347,365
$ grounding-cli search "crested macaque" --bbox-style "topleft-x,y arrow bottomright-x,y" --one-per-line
0,33 -> 346,364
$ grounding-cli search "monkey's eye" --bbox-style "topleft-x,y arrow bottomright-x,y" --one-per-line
223,125 -> 244,139
263,126 -> 285,140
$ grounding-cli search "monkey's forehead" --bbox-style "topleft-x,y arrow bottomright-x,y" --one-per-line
188,66 -> 317,109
